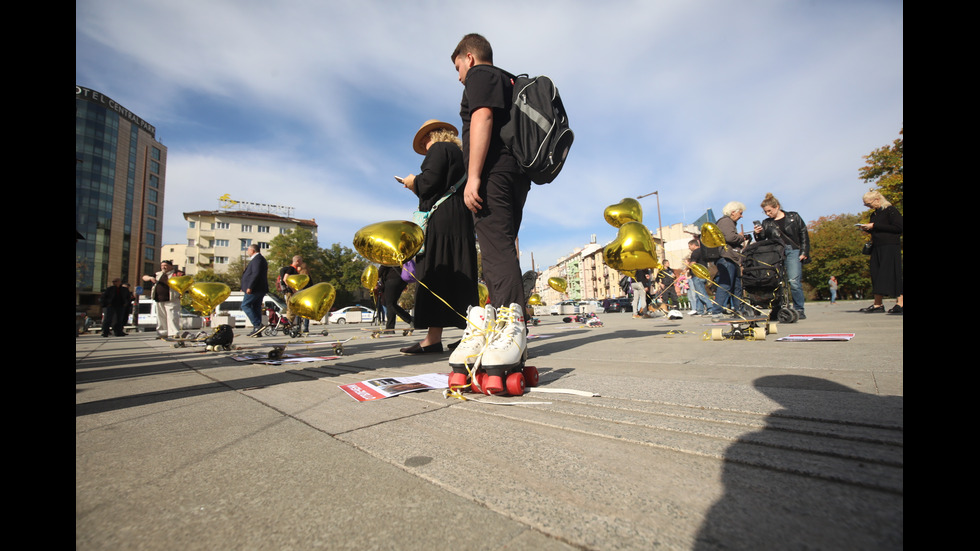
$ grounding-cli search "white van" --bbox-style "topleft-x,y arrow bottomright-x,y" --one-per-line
213,292 -> 287,328
129,301 -> 204,331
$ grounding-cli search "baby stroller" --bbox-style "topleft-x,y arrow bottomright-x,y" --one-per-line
740,239 -> 800,323
265,306 -> 304,338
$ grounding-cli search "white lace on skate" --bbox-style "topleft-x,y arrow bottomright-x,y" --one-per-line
482,303 -> 527,369
448,305 -> 495,369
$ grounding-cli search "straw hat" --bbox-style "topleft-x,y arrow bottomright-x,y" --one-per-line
413,119 -> 458,155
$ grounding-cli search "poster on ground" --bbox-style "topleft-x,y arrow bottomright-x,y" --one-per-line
339,373 -> 449,402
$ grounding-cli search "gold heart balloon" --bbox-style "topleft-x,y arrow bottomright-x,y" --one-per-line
527,294 -> 542,306
548,277 -> 568,294
690,263 -> 711,280
360,265 -> 379,291
603,198 -> 643,228
167,275 -> 194,295
700,222 -> 727,249
353,220 -> 424,266
285,273 -> 310,292
478,283 -> 489,307
602,222 -> 659,272
188,282 -> 231,316
288,282 -> 336,320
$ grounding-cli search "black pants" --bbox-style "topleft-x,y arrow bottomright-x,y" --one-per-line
474,171 -> 531,308
101,306 -> 125,336
384,278 -> 412,329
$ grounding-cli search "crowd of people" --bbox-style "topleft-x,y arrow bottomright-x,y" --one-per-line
93,34 -> 902,374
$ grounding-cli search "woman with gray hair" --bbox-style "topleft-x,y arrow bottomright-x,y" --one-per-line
857,191 -> 903,313
709,201 -> 750,317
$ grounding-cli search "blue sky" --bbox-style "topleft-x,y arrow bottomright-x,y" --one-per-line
76,0 -> 902,273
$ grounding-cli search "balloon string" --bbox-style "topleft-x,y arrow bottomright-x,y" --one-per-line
403,265 -> 490,399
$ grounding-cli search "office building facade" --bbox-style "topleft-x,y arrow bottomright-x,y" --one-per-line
76,85 -> 167,312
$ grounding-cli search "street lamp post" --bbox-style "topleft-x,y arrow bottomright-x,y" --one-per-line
637,191 -> 664,261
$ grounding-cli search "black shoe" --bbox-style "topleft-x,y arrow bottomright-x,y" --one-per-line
797,312 -> 806,320
860,305 -> 884,313
888,305 -> 903,314
446,340 -> 461,351
399,342 -> 443,355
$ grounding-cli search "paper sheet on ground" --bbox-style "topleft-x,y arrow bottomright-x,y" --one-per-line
339,373 -> 449,402
776,333 -> 855,342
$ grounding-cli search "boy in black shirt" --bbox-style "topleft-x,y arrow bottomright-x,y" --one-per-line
447,33 -> 531,394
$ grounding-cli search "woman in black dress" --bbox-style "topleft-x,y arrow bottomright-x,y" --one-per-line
396,120 -> 479,353
858,190 -> 903,313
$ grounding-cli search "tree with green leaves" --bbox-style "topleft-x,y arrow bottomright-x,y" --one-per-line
803,214 -> 871,301
859,127 -> 903,213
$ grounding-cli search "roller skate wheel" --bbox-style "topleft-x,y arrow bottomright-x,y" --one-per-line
522,365 -> 539,387
506,372 -> 526,396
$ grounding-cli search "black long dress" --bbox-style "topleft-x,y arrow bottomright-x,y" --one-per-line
868,205 -> 903,297
411,141 -> 479,329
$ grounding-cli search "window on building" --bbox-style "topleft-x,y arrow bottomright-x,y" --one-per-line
240,239 -> 252,250
215,257 -> 229,264
215,239 -> 229,247
147,189 -> 158,203
151,147 -> 161,160
188,220 -> 196,229
258,225 -> 270,233
259,242 -> 270,249
216,222 -> 229,230
145,247 -> 155,260
188,239 -> 195,247
150,160 -> 160,174
242,224 -> 252,232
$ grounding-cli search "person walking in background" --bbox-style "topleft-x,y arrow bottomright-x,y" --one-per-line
857,191 -> 903,314
240,244 -> 268,337
829,275 -> 838,304
379,265 -> 412,332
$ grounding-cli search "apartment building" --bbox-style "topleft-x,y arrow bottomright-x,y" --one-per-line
181,210 -> 318,276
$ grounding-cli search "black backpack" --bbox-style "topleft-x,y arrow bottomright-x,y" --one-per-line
740,239 -> 786,290
501,73 -> 574,184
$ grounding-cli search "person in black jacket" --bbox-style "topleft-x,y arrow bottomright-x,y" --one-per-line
857,191 -> 903,314
99,278 -> 131,337
753,193 -> 810,319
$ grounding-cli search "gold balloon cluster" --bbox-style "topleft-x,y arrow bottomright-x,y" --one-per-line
601,198 -> 659,273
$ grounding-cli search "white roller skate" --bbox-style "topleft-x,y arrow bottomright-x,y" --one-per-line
448,305 -> 496,386
479,303 -> 528,393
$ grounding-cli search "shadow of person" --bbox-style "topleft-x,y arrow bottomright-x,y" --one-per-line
693,375 -> 903,550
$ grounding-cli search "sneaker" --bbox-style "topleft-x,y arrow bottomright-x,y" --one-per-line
481,303 -> 528,372
247,325 -> 265,337
449,305 -> 495,370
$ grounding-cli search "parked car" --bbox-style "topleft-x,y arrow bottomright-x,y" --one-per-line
550,300 -> 579,315
212,292 -> 286,328
601,297 -> 633,313
129,301 -> 204,330
328,305 -> 375,324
